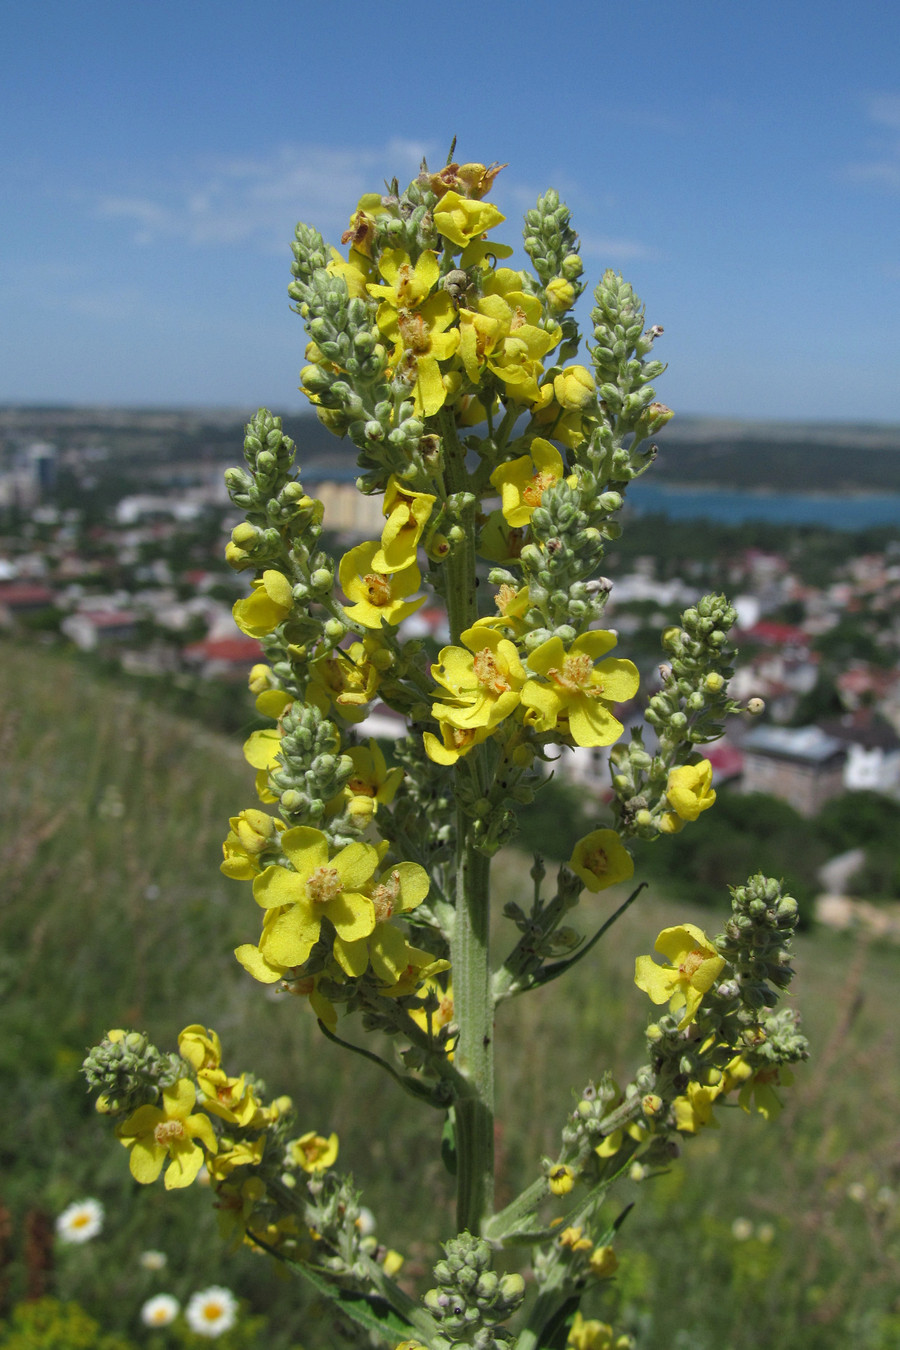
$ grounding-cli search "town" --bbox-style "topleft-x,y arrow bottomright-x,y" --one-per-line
2,405 -> 900,919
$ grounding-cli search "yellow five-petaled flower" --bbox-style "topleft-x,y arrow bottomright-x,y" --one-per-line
430,623 -> 527,731
117,1079 -> 217,1190
521,631 -> 639,748
339,542 -> 425,628
251,827 -> 380,969
633,923 -> 725,1030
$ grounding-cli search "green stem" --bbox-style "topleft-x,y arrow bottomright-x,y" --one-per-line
452,828 -> 494,1233
438,406 -> 496,1235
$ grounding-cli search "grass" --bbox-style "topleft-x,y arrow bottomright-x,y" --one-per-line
3,641 -> 900,1348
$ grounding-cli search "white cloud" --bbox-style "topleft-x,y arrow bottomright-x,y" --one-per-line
579,233 -> 663,264
866,93 -> 900,131
841,92 -> 900,194
92,137 -> 433,251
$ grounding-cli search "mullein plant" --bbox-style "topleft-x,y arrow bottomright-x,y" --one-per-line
84,149 -> 808,1350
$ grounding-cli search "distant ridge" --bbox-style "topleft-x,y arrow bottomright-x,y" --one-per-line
3,405 -> 900,493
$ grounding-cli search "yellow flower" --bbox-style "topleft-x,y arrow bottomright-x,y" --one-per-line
489,438 -> 575,528
553,365 -> 596,411
558,1225 -> 593,1253
382,1249 -> 404,1277
548,1163 -> 576,1196
232,570 -> 293,637
332,861 -> 429,979
422,160 -> 506,200
407,979 -> 455,1053
433,190 -> 505,248
567,1311 -> 623,1350
242,727 -> 281,804
369,248 -> 440,313
208,1135 -> 266,1182
379,954 -> 452,1001
308,642 -> 381,722
476,510 -> 527,565
665,760 -> 717,821
177,1026 -> 222,1074
716,1056 -> 791,1120
332,740 -> 403,819
423,721 -> 492,765
634,923 -> 725,1030
369,250 -> 460,417
568,829 -> 634,892
252,827 -> 379,969
197,1069 -> 261,1128
248,663 -> 273,695
288,1131 -> 338,1174
220,809 -> 284,880
458,283 -> 560,404
339,542 -> 425,628
117,1080 -> 217,1190
673,1080 -> 720,1134
369,475 -> 436,573
532,380 -> 591,450
521,631 -> 639,748
546,277 -> 578,314
431,623 -> 527,730
340,193 -> 387,257
588,1246 -> 619,1279
595,1120 -> 648,1159
326,245 -> 372,298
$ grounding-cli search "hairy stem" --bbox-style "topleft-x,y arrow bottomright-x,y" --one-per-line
440,407 -> 495,1234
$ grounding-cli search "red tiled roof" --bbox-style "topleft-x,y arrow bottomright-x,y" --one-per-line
744,621 -> 809,647
0,583 -> 55,607
183,635 -> 262,662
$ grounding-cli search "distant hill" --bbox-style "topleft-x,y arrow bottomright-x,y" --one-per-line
654,417 -> 900,493
3,405 -> 900,494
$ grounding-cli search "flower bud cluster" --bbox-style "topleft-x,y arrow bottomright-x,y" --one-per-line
375,174 -> 439,256
590,272 -> 667,428
523,189 -> 586,362
423,1233 -> 525,1346
225,411 -> 321,545
268,703 -> 355,837
289,221 -> 330,287
611,593 -> 741,837
515,478 -> 615,645
82,1030 -> 185,1116
593,877 -> 806,1154
300,1171 -> 372,1281
223,410 -> 339,656
716,874 -> 801,1010
497,861 -> 584,996
560,1075 -> 621,1150
289,254 -> 426,490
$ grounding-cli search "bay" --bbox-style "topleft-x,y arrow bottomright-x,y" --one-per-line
627,481 -> 900,529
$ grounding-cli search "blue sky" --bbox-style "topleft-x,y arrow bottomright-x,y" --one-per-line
2,0 -> 899,422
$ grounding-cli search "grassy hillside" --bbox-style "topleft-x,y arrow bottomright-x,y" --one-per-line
3,644 -> 899,1348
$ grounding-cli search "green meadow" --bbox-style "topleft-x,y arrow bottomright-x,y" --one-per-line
3,641 -> 899,1349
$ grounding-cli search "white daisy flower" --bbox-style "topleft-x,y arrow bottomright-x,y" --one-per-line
186,1286 -> 238,1338
55,1199 -> 104,1244
141,1294 -> 180,1327
139,1249 -> 168,1271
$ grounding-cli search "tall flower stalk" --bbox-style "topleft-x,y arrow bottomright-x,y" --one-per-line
84,149 -> 808,1349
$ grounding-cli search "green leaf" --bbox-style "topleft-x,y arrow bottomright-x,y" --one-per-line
285,1258 -> 417,1344
441,1111 -> 457,1176
532,883 -> 646,989
540,1295 -> 582,1350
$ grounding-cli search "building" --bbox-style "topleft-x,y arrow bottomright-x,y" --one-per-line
741,724 -> 846,816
